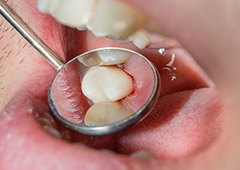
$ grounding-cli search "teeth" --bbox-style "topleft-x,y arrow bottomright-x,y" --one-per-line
82,66 -> 133,103
117,31 -> 150,49
38,0 -> 97,28
79,50 -> 130,67
97,50 -> 130,65
37,0 -> 148,48
78,53 -> 102,67
37,0 -> 60,13
84,102 -> 133,126
100,67 -> 133,101
128,31 -> 151,49
89,0 -> 146,39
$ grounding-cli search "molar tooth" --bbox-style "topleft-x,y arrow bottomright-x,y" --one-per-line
38,0 -> 147,43
37,0 -> 61,13
128,31 -> 150,49
79,50 -> 130,67
81,66 -> 133,103
84,102 -> 133,126
100,67 -> 133,101
78,53 -> 102,67
77,25 -> 88,31
81,67 -> 109,103
97,50 -> 130,65
38,0 -> 97,28
89,0 -> 146,39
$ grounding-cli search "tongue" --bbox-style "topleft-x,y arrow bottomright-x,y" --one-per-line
117,88 -> 222,158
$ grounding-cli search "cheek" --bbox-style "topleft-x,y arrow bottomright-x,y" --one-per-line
0,0 -> 67,110
0,17 -> 34,109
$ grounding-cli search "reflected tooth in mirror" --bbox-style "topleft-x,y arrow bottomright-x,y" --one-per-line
81,67 -> 109,103
84,102 -> 133,126
128,31 -> 150,49
100,67 -> 133,101
37,0 -> 97,28
82,66 -> 133,103
78,53 -> 102,67
98,50 -> 130,65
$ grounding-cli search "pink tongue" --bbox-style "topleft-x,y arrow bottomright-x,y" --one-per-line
117,88 -> 222,158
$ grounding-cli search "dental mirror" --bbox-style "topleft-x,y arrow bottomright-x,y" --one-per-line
0,2 -> 160,136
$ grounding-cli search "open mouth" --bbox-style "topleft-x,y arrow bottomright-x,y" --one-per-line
0,0 -> 222,169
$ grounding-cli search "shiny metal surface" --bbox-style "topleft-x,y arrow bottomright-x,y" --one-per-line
48,47 -> 160,136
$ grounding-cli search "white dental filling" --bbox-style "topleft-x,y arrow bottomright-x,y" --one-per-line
80,51 -> 134,126
37,0 -> 151,49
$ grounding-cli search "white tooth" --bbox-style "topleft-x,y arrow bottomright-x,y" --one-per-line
38,0 -> 147,43
84,102 -> 133,126
37,0 -> 60,13
78,53 -> 102,67
81,67 -> 109,103
100,67 -> 133,101
89,0 -> 146,39
78,50 -> 130,67
37,0 -> 52,12
81,66 -> 133,103
98,50 -> 130,65
77,25 -> 88,31
37,0 -> 97,28
128,31 -> 150,49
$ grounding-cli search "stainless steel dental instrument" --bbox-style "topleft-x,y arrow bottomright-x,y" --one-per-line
0,1 -> 160,136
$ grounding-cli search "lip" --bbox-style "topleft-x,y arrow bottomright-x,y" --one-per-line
0,0 -> 223,168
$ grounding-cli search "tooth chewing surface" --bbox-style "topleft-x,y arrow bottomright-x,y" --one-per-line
80,51 -> 135,126
78,53 -> 102,67
82,66 -> 133,103
84,102 -> 133,126
98,50 -> 130,65
79,50 -> 131,67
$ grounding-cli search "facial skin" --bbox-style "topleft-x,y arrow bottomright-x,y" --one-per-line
0,0 -> 239,169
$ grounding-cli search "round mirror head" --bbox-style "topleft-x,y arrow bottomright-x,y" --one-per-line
48,47 -> 160,136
